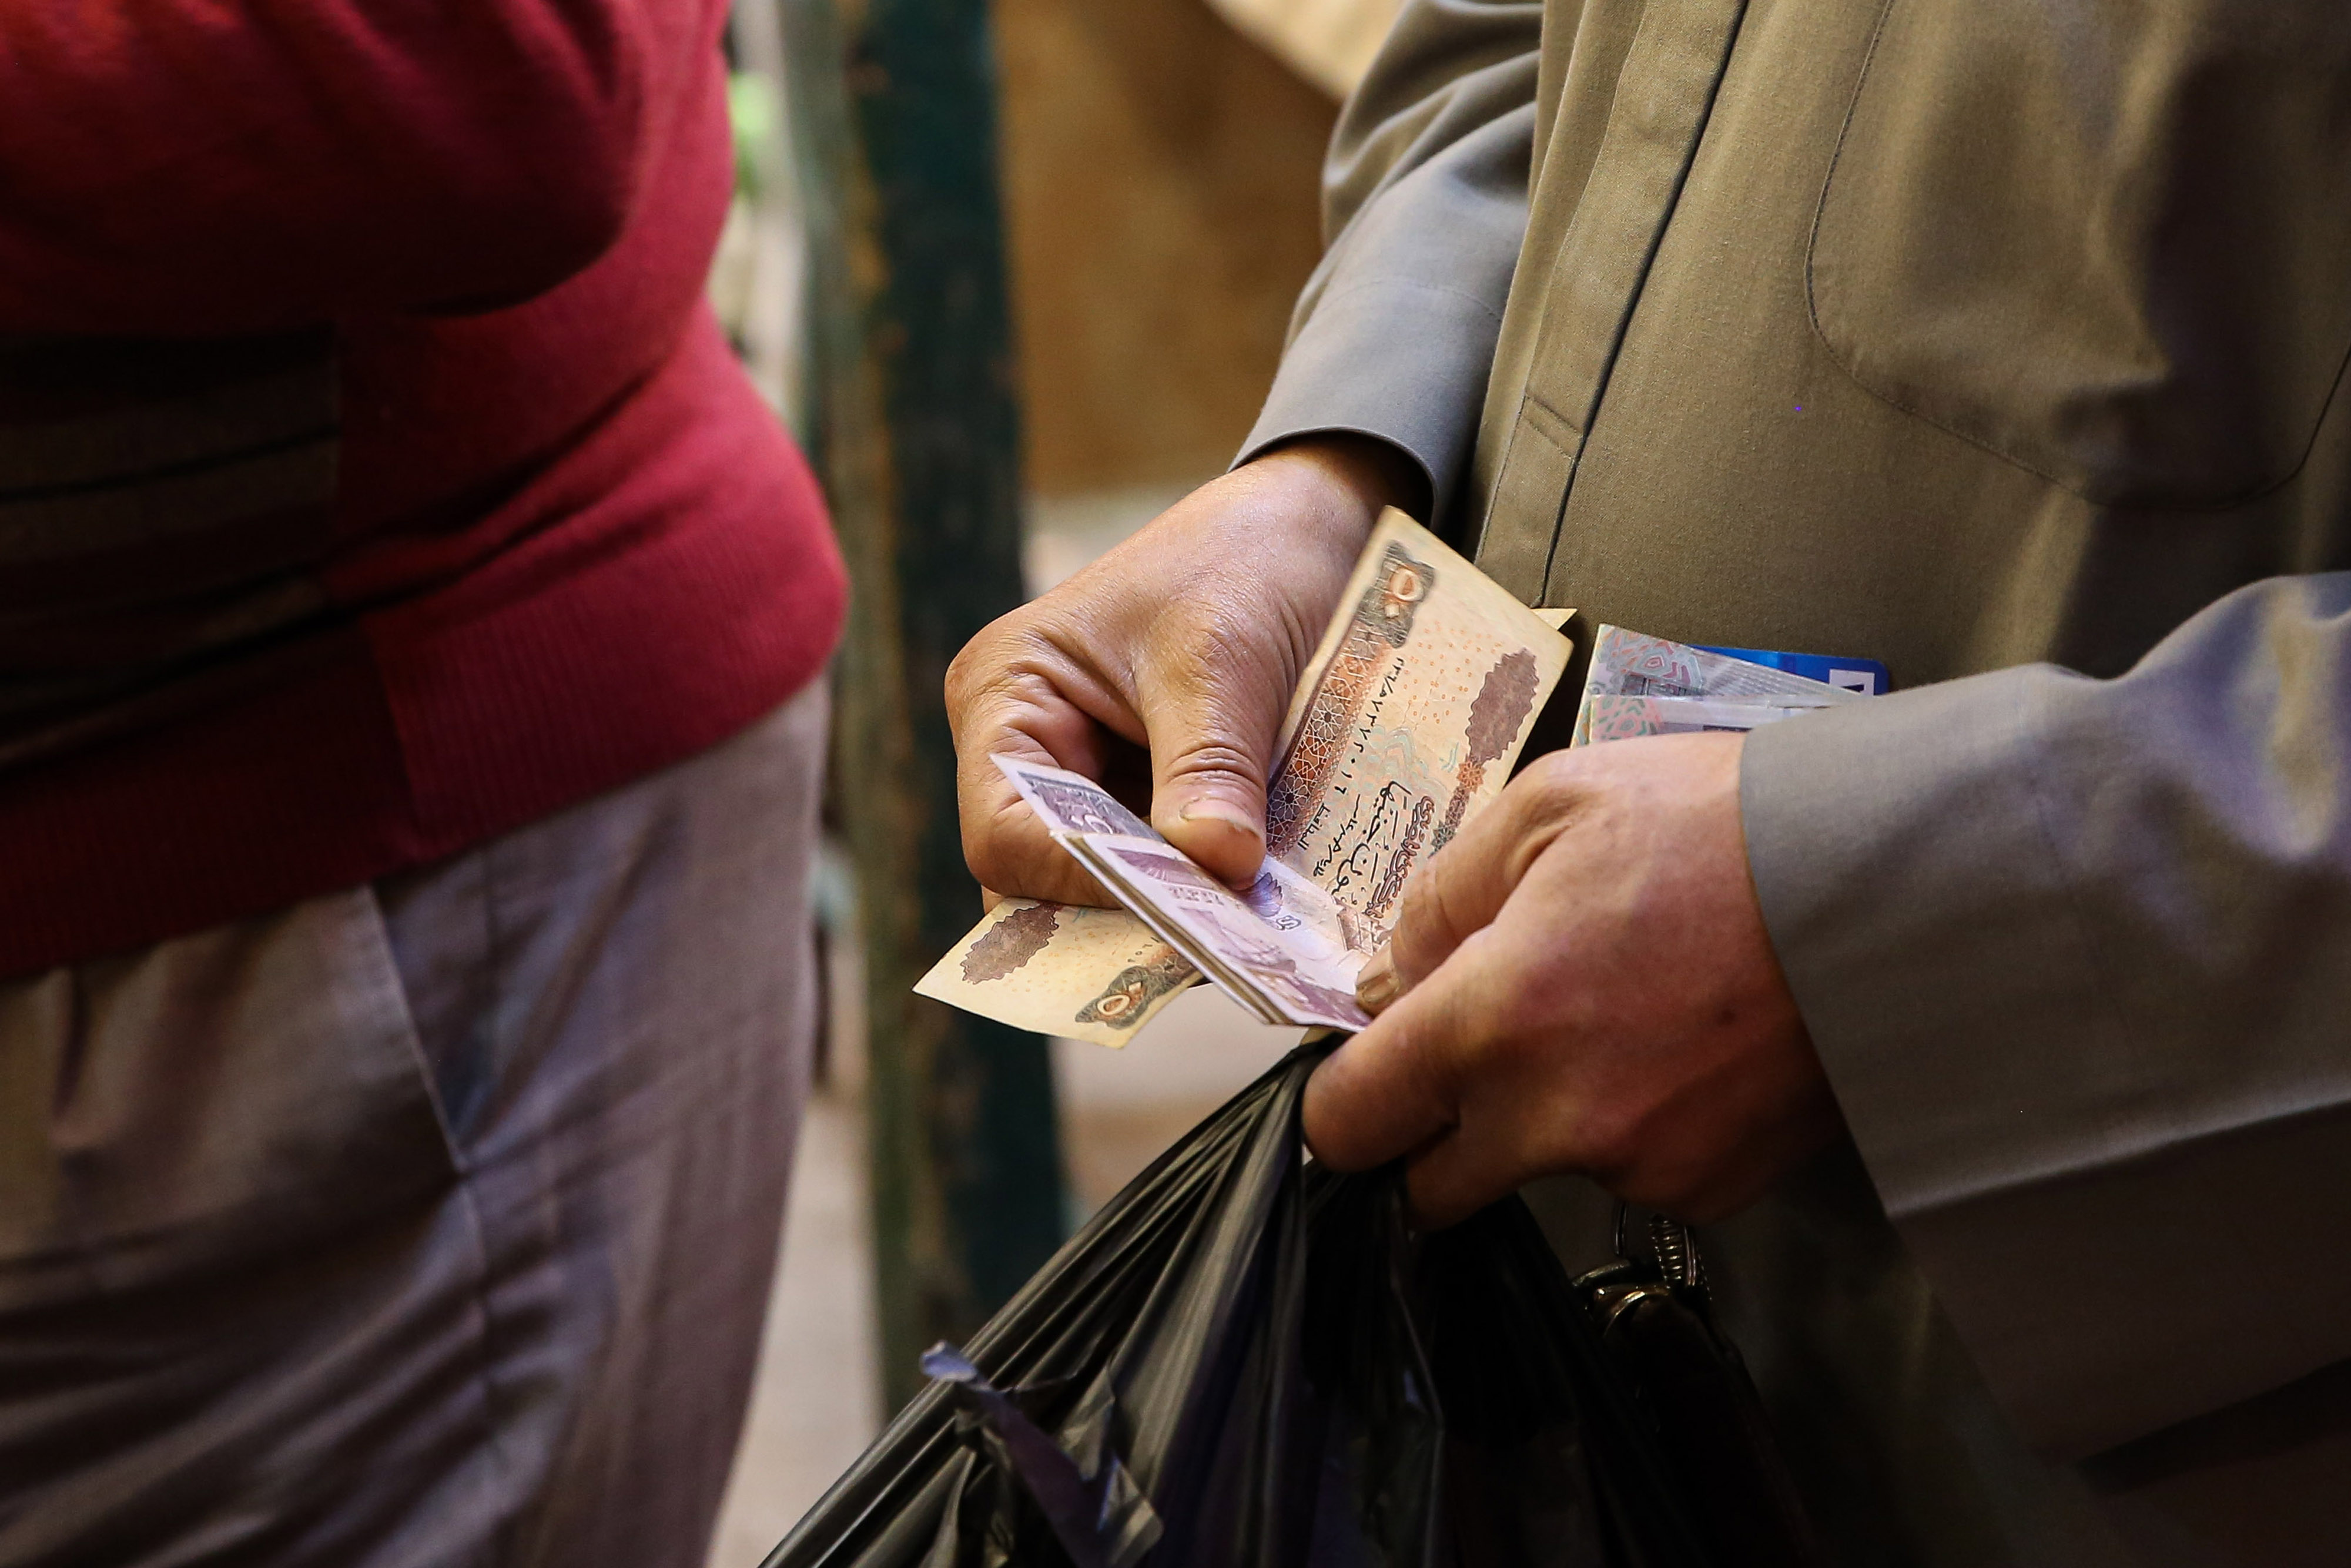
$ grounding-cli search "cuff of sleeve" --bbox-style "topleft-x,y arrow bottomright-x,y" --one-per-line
1738,669 -> 2161,1458
1743,649 -> 2351,1457
1235,273 -> 1508,527
1743,579 -> 2351,1461
1740,668 -> 2102,1210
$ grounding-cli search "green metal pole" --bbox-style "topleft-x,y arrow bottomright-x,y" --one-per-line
775,0 -> 1069,1413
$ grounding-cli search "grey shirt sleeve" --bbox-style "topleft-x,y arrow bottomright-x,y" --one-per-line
1740,572 -> 2351,1460
1236,0 -> 1543,522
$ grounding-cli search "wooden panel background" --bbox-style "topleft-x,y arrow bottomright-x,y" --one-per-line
994,0 -> 1339,497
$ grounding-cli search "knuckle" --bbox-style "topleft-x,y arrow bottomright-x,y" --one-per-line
960,823 -> 1020,893
1160,738 -> 1263,793
945,644 -> 1019,728
943,640 -> 980,703
1433,969 -> 1523,1071
1392,851 -> 1448,926
1391,867 -> 1463,973
1398,1025 -> 1468,1123
945,609 -> 1025,694
1389,873 -> 1439,948
1517,748 -> 1588,815
952,662 -> 1089,758
962,792 -> 1054,889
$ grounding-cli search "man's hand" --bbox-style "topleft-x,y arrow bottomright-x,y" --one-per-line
1302,732 -> 1843,1227
947,437 -> 1423,903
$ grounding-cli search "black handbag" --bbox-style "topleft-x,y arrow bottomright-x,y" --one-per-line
1578,1210 -> 1821,1567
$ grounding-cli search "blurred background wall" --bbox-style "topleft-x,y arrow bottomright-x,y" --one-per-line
701,1 -> 1396,1560
997,0 -> 1333,530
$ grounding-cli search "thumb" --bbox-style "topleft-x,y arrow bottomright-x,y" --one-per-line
1140,662 -> 1288,887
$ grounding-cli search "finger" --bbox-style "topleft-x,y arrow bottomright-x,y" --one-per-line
1399,1120 -> 1535,1231
1136,627 -> 1294,889
1302,938 -> 1495,1172
949,651 -> 1138,906
1388,919 -> 1565,1228
1385,766 -> 1576,988
1355,945 -> 1400,1013
957,747 -> 1116,906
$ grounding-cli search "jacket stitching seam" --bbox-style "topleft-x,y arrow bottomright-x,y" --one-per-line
1542,0 -> 1752,596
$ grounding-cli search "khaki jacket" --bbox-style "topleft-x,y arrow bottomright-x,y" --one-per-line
1243,2 -> 2351,1562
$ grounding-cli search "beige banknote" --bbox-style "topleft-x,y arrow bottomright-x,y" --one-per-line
915,758 -> 1203,1046
915,896 -> 1197,1048
922,509 -> 1573,1040
1262,508 -> 1573,953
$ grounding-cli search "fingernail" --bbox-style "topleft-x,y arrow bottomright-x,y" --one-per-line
1177,799 -> 1263,840
1356,950 -> 1399,1013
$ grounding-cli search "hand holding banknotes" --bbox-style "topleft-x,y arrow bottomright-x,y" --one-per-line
947,436 -> 1422,902
930,504 -> 1573,1044
1302,732 -> 1845,1227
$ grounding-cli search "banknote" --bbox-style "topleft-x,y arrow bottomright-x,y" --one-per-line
914,897 -> 1197,1048
990,760 -> 1362,1024
1581,623 -> 1860,705
1579,694 -> 1840,742
926,510 -> 1573,1040
915,760 -> 1195,1045
1264,508 -> 1573,950
1572,624 -> 1864,745
1063,834 -> 1368,1031
993,755 -> 1161,841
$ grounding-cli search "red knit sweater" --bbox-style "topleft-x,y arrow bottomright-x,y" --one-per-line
0,0 -> 847,977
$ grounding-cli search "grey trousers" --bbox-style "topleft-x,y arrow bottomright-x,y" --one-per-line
0,683 -> 828,1568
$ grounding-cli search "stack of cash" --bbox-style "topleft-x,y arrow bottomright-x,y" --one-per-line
991,756 -> 1370,1030
1571,624 -> 1877,743
918,510 -> 1575,1045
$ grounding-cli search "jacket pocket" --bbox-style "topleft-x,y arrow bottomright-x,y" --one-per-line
1806,0 -> 2351,510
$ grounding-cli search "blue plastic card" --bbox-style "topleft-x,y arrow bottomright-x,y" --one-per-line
1693,645 -> 1891,696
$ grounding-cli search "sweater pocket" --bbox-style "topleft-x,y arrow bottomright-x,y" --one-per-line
1806,0 -> 2351,511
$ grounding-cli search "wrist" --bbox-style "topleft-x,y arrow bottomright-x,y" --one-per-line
1243,433 -> 1429,546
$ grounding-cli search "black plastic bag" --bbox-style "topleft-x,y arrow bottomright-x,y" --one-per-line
764,1047 -> 1781,1568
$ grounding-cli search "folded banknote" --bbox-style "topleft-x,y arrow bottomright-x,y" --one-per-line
1572,624 -> 1870,744
983,754 -> 1365,1030
917,509 -> 1575,1042
927,896 -> 1198,1048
